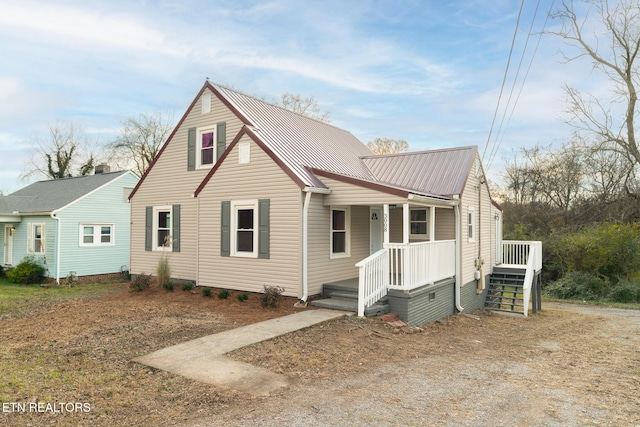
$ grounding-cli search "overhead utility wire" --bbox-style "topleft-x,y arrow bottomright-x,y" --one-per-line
487,0 -> 555,172
481,0 -> 526,166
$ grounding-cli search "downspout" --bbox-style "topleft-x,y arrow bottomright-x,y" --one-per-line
296,186 -> 332,307
50,211 -> 61,285
454,199 -> 464,312
296,190 -> 313,307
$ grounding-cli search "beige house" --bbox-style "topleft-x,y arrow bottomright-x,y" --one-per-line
129,82 -> 541,326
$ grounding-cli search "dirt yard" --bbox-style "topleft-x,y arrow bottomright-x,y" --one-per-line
1,281 -> 639,426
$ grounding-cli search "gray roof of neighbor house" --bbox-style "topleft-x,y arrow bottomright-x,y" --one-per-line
212,83 -> 375,188
361,146 -> 478,197
0,171 -> 130,214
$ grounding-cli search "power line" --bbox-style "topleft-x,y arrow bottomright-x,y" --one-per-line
481,0 -> 526,165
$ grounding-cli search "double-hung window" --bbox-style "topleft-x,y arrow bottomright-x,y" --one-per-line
330,207 -> 350,258
468,206 -> 476,242
154,206 -> 172,250
410,209 -> 428,238
80,224 -> 114,246
30,223 -> 45,254
231,200 -> 258,258
197,126 -> 216,168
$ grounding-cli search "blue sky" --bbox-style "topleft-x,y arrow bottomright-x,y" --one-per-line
0,0 -> 600,194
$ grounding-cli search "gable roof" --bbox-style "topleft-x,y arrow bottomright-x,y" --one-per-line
211,84 -> 375,188
0,171 -> 131,214
361,146 -> 477,197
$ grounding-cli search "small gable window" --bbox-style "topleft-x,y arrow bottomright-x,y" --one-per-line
468,206 -> 476,243
198,126 -> 216,167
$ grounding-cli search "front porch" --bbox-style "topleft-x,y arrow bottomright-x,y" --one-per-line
313,240 -> 542,325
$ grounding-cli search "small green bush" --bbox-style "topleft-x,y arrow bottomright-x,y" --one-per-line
217,289 -> 230,299
0,264 -> 5,278
237,292 -> 249,302
545,271 -> 608,301
6,256 -> 45,284
261,285 -> 284,308
181,282 -> 193,291
130,273 -> 151,292
202,288 -> 212,297
162,281 -> 174,291
607,279 -> 640,303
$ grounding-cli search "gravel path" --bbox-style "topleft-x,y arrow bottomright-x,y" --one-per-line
189,303 -> 640,427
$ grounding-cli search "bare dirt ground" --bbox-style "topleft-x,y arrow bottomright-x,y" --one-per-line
1,281 -> 639,426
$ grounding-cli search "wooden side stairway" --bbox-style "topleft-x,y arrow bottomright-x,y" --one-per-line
485,269 -> 527,314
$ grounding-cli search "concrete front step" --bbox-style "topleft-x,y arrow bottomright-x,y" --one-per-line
311,298 -> 389,317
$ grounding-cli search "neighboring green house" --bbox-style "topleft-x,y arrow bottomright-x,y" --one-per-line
0,169 -> 139,283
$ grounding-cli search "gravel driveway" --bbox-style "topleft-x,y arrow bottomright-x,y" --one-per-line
189,303 -> 640,427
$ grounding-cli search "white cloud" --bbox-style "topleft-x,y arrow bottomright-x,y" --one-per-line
0,1 -> 183,56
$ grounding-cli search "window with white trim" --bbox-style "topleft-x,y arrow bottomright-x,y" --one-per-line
468,206 -> 476,242
231,200 -> 259,258
153,206 -> 172,250
197,125 -> 216,168
29,223 -> 45,254
330,207 -> 350,258
410,208 -> 428,238
80,224 -> 114,246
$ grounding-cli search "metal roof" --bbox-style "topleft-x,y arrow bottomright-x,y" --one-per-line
0,171 -> 130,214
212,84 -> 375,188
361,146 -> 478,196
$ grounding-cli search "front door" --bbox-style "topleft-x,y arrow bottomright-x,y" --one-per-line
370,207 -> 383,254
4,225 -> 13,266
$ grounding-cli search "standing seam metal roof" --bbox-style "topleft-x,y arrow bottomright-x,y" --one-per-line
212,84 -> 375,188
361,146 -> 477,196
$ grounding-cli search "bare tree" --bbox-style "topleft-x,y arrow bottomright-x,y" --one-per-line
279,93 -> 330,122
551,0 -> 640,164
109,112 -> 174,176
366,137 -> 409,155
22,121 -> 95,180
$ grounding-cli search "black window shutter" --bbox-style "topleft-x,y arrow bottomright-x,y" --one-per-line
172,204 -> 181,252
145,206 -> 153,251
216,122 -> 226,160
221,201 -> 230,257
258,199 -> 270,259
187,127 -> 196,171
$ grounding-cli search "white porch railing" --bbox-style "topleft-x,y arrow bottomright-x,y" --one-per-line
355,240 -> 456,317
356,248 -> 389,318
501,240 -> 542,271
386,240 -> 456,290
501,240 -> 542,317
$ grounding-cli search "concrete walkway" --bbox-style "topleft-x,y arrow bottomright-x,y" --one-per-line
134,309 -> 350,396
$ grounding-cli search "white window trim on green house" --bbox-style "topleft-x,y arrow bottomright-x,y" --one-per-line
79,224 -> 115,247
28,223 -> 46,254
330,206 -> 351,259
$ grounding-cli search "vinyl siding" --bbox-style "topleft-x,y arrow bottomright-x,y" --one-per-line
7,215 -> 56,277
434,208 -> 455,240
56,173 -> 139,277
460,155 -> 495,286
130,88 -> 244,280
388,206 -> 455,243
320,176 -> 407,206
307,200 -> 370,296
196,135 -> 302,296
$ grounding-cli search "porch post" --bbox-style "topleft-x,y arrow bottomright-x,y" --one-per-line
383,204 -> 390,245
430,206 -> 436,241
402,203 -> 409,244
